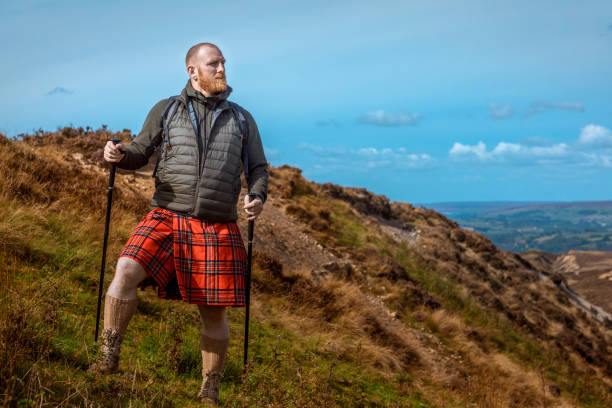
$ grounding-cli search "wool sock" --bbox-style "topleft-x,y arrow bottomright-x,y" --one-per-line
200,333 -> 229,374
103,294 -> 138,337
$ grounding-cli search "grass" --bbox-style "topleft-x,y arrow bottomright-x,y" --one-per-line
391,243 -> 610,407
1,133 -> 611,407
281,178 -> 612,407
0,198 -> 434,407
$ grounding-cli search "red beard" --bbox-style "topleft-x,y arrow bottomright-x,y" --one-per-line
197,68 -> 227,94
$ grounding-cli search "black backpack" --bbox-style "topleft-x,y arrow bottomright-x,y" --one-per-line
152,96 -> 250,179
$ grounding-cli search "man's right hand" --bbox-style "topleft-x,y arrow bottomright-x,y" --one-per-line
104,140 -> 126,163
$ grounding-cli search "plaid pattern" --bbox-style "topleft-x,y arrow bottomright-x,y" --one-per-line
120,208 -> 247,306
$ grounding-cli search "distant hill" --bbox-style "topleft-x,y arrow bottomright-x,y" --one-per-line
1,127 -> 611,407
526,250 -> 612,315
423,201 -> 612,253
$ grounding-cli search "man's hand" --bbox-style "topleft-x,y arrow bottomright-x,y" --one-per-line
103,140 -> 126,163
244,194 -> 263,221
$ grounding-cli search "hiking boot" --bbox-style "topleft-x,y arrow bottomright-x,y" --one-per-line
88,328 -> 123,374
198,371 -> 222,405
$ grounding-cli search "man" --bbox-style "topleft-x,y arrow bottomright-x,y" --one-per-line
89,42 -> 268,406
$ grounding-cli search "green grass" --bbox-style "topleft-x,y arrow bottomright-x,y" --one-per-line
0,197 -> 436,407
2,160 -> 611,407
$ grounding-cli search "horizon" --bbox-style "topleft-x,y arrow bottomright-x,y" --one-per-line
1,0 -> 611,203
419,199 -> 612,205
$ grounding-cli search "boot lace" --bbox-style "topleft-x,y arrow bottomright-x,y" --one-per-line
198,371 -> 222,402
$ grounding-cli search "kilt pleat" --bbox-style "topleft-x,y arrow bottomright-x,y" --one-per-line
120,208 -> 247,306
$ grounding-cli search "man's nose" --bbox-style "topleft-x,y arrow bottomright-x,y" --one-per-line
217,63 -> 225,73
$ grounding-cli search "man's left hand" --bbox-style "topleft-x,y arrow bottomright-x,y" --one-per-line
244,195 -> 263,221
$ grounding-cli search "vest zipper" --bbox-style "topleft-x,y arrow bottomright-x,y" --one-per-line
185,99 -> 202,215
198,104 -> 207,175
190,103 -> 231,215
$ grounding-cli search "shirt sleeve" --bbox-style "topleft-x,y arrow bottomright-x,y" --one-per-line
242,108 -> 269,203
117,98 -> 168,170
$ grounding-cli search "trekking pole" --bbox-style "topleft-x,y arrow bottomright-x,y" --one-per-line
95,137 -> 121,342
243,194 -> 256,373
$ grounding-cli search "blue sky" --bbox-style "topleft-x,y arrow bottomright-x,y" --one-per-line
1,0 -> 611,203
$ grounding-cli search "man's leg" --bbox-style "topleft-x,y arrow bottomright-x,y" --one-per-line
89,257 -> 147,373
197,305 -> 229,405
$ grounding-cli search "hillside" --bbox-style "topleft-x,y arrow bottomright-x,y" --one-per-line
521,250 -> 612,317
554,251 -> 612,314
424,201 -> 612,253
1,127 -> 611,407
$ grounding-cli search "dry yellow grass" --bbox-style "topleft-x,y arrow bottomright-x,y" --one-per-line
1,129 -> 611,407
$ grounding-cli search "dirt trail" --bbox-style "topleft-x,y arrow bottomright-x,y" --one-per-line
235,193 -> 580,407
236,193 -> 338,276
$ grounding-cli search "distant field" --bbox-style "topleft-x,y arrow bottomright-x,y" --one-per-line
421,201 -> 612,253
555,250 -> 612,314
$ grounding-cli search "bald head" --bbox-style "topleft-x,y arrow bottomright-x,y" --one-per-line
186,43 -> 227,97
185,43 -> 221,67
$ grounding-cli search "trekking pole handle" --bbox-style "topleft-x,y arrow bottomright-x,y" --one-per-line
247,193 -> 257,242
108,138 -> 121,188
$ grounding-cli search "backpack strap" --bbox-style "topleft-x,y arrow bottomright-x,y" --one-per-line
186,99 -> 203,160
228,101 -> 250,179
152,96 -> 179,178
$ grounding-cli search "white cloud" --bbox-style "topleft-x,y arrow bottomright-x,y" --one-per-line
577,124 -> 612,148
449,141 -> 570,164
524,101 -> 584,117
488,103 -> 515,119
358,110 -> 420,127
449,141 -> 488,159
298,142 -> 348,157
581,153 -> 612,168
356,147 -> 433,168
450,124 -> 612,167
300,143 -> 434,171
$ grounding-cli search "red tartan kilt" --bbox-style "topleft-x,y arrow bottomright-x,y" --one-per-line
120,208 -> 247,306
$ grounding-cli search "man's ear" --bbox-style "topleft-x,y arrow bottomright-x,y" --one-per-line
187,65 -> 196,78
